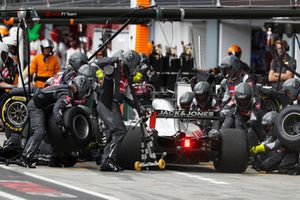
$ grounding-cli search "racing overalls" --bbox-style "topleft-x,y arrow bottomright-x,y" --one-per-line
221,97 -> 264,147
254,135 -> 298,173
1,57 -> 20,151
52,66 -> 77,85
22,85 -> 73,161
97,64 -> 128,167
30,53 -> 60,87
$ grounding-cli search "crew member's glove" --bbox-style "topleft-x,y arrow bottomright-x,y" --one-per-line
96,69 -> 104,81
133,72 -> 143,83
250,143 -> 265,155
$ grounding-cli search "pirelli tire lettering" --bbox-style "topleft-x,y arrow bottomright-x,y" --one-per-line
1,96 -> 28,134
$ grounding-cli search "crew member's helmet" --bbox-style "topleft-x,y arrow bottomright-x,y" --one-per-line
234,82 -> 253,109
227,44 -> 242,59
282,78 -> 300,101
40,39 -> 54,54
72,75 -> 92,99
262,111 -> 278,134
193,81 -> 212,105
68,52 -> 88,72
179,91 -> 194,110
220,55 -> 241,78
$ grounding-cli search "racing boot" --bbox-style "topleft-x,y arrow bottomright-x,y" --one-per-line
100,158 -> 122,172
17,156 -> 36,168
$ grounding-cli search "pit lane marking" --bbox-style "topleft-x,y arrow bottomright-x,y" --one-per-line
0,165 -> 120,200
173,172 -> 230,185
23,172 -> 120,200
0,190 -> 27,200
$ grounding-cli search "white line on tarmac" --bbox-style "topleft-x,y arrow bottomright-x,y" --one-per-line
173,172 -> 230,185
0,165 -> 120,200
0,190 -> 27,200
23,172 -> 120,200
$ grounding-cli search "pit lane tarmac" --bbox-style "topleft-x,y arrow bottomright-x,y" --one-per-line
0,162 -> 299,200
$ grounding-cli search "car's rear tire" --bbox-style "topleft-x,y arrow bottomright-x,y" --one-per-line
275,105 -> 300,152
118,125 -> 142,170
213,128 -> 248,173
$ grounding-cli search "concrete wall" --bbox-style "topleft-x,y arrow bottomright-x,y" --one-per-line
219,22 -> 252,66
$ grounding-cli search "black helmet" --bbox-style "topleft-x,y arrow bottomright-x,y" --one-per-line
72,75 -> 91,99
40,39 -> 54,54
234,82 -> 253,108
78,63 -> 97,82
282,78 -> 300,101
122,50 -> 141,75
112,49 -> 124,61
68,52 -> 88,72
262,111 -> 278,126
193,81 -> 212,104
140,53 -> 150,65
220,55 -> 241,78
262,111 -> 278,135
179,91 -> 194,110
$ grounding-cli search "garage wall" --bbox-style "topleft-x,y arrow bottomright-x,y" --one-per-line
219,22 -> 251,66
152,21 -> 193,57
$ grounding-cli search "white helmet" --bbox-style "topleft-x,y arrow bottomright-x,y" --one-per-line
9,27 -> 19,38
0,42 -> 9,67
2,36 -> 17,46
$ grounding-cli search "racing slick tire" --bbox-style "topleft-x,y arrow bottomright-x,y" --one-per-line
275,105 -> 300,151
1,96 -> 28,134
47,106 -> 93,153
118,125 -> 142,170
63,106 -> 93,149
213,128 -> 248,173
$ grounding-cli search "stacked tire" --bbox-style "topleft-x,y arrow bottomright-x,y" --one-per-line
275,105 -> 300,152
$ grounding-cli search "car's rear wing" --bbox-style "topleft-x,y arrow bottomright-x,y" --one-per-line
154,109 -> 220,120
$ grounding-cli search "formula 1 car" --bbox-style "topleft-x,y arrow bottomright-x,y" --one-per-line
118,88 -> 249,173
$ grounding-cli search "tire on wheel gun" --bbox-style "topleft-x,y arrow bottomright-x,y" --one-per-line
275,105 -> 300,152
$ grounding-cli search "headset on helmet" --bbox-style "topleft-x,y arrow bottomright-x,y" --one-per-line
122,50 -> 141,75
262,111 -> 278,126
40,39 -> 54,54
220,55 -> 241,78
72,75 -> 92,99
68,52 -> 88,72
234,82 -> 253,108
193,81 -> 212,105
3,36 -> 18,56
78,63 -> 97,82
179,91 -> 194,110
227,44 -> 242,59
139,53 -> 150,65
282,78 -> 300,100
